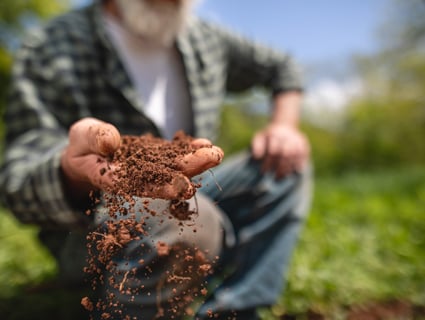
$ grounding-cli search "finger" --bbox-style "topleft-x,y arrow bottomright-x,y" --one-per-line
274,157 -> 295,180
251,132 -> 266,160
69,118 -> 121,157
274,140 -> 302,178
88,123 -> 121,156
284,135 -> 310,173
261,135 -> 281,173
177,146 -> 224,177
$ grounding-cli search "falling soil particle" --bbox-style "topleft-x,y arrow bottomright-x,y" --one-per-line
81,296 -> 94,312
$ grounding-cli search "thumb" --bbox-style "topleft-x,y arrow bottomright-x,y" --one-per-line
69,118 -> 121,156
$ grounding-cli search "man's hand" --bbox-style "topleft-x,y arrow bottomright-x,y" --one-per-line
60,118 -> 121,201
60,118 -> 224,201
251,123 -> 310,180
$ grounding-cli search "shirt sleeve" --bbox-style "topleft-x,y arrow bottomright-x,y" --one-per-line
209,22 -> 304,95
0,28 -> 92,229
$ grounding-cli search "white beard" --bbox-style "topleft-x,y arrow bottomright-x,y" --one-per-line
115,0 -> 196,47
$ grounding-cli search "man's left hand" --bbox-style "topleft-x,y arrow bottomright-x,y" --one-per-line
251,123 -> 310,179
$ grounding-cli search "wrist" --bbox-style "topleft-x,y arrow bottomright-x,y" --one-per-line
271,91 -> 302,127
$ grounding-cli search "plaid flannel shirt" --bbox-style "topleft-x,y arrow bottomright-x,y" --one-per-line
0,2 -> 303,229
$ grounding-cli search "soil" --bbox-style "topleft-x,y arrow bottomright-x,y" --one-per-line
108,131 -> 201,202
280,299 -> 425,320
81,131 -> 215,319
345,299 -> 425,320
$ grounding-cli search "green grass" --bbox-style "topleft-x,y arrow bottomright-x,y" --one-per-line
264,165 -> 425,319
1,166 -> 424,319
0,210 -> 57,298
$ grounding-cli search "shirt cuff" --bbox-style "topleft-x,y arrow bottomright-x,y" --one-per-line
32,148 -> 92,229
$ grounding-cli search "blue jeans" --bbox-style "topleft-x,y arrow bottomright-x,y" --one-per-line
194,151 -> 312,317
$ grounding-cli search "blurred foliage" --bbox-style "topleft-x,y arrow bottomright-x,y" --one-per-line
216,101 -> 268,156
378,0 -> 425,51
0,0 -> 67,27
0,209 -> 57,298
218,0 -> 425,176
329,0 -> 425,172
0,0 -> 68,141
261,165 -> 425,319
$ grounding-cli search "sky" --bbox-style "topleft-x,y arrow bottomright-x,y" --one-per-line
71,0 -> 391,67
70,0 -> 393,113
197,1 -> 391,66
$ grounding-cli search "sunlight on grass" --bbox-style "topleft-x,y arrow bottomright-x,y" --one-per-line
0,209 -> 57,297
271,166 -> 425,318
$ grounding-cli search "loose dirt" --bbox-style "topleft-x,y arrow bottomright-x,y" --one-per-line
81,131 -> 217,319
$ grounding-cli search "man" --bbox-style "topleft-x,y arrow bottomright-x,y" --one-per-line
0,0 -> 312,319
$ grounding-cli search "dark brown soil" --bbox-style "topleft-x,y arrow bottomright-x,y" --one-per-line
109,131 -> 200,201
280,299 -> 425,320
346,299 -> 425,320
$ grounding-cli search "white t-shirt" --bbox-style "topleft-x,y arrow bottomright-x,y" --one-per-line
103,13 -> 192,140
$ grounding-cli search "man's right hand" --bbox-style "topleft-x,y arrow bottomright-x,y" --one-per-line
60,117 -> 224,202
60,117 -> 122,201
